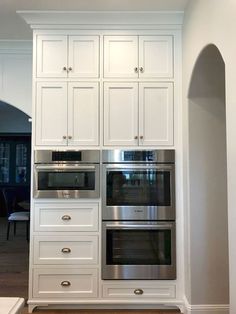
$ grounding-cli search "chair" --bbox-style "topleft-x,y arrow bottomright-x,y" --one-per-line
2,188 -> 30,241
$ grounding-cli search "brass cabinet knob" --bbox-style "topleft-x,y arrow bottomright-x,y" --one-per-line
134,67 -> 138,73
61,281 -> 71,287
134,288 -> 143,295
61,248 -> 71,253
63,66 -> 67,71
139,67 -> 144,73
62,135 -> 67,140
134,135 -> 138,140
140,135 -> 144,140
68,135 -> 72,140
61,215 -> 71,221
68,67 -> 72,71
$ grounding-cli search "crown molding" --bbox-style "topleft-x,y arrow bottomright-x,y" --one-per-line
17,10 -> 184,30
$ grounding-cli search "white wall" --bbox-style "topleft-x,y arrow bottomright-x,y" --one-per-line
0,41 -> 32,116
183,0 -> 236,313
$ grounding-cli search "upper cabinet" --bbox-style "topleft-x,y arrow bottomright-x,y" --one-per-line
35,82 -> 99,146
103,35 -> 173,78
36,35 -> 99,78
104,82 -> 173,146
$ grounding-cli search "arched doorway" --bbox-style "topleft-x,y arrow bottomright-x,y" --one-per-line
187,44 -> 229,306
0,100 -> 31,299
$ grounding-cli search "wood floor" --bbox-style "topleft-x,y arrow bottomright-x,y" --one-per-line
0,218 -> 179,314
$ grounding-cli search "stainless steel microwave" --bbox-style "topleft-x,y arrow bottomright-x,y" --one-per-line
33,150 -> 100,199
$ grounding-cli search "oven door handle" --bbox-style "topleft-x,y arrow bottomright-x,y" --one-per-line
105,224 -> 173,229
35,165 -> 96,170
104,165 -> 173,170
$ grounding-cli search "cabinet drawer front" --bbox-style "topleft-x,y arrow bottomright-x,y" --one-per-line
33,235 -> 98,265
103,284 -> 175,299
34,203 -> 99,232
33,268 -> 98,298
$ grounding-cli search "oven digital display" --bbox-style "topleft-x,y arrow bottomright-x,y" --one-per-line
123,151 -> 155,161
52,151 -> 82,162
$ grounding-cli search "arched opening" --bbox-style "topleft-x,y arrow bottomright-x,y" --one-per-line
188,44 -> 229,305
0,100 -> 31,299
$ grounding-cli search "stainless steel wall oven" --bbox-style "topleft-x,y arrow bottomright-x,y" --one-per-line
34,150 -> 100,199
102,150 -> 176,280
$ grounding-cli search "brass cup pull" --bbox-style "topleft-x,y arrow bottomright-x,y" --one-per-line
61,215 -> 71,221
134,67 -> 138,73
61,248 -> 71,253
139,67 -> 144,73
134,288 -> 143,295
61,281 -> 71,287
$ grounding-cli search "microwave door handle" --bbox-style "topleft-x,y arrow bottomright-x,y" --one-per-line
35,165 -> 96,170
105,224 -> 173,229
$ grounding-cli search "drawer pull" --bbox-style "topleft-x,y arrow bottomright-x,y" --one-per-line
61,281 -> 71,287
134,288 -> 143,295
61,247 -> 71,253
61,215 -> 71,221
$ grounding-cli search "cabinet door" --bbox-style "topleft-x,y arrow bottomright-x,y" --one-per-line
139,36 -> 173,78
35,82 -> 68,146
104,36 -> 138,78
36,35 -> 68,78
68,36 -> 99,78
104,82 -> 138,146
139,83 -> 173,146
68,82 -> 99,146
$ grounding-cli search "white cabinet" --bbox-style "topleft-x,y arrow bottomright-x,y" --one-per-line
104,35 -> 173,78
33,268 -> 98,298
36,35 -> 99,78
35,82 -> 99,146
33,235 -> 98,265
104,82 -> 173,146
31,202 -> 99,301
34,202 -> 99,232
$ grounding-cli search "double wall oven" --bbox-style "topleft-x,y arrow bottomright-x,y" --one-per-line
102,150 -> 176,280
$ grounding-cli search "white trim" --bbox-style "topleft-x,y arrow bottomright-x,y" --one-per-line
17,11 -> 184,29
0,40 -> 32,54
184,296 -> 229,314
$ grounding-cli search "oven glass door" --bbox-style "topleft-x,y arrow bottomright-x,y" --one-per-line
103,164 -> 175,220
102,221 -> 176,280
34,164 -> 99,198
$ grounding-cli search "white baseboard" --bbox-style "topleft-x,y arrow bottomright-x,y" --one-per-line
184,303 -> 229,314
184,296 -> 229,314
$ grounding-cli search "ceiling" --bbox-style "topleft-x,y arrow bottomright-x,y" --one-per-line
0,0 -> 188,40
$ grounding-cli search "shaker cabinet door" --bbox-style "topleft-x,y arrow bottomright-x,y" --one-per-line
68,36 -> 99,78
36,35 -> 68,78
68,82 -> 99,146
139,82 -> 174,146
103,36 -> 138,78
35,82 -> 68,146
139,36 -> 173,78
103,82 -> 138,146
